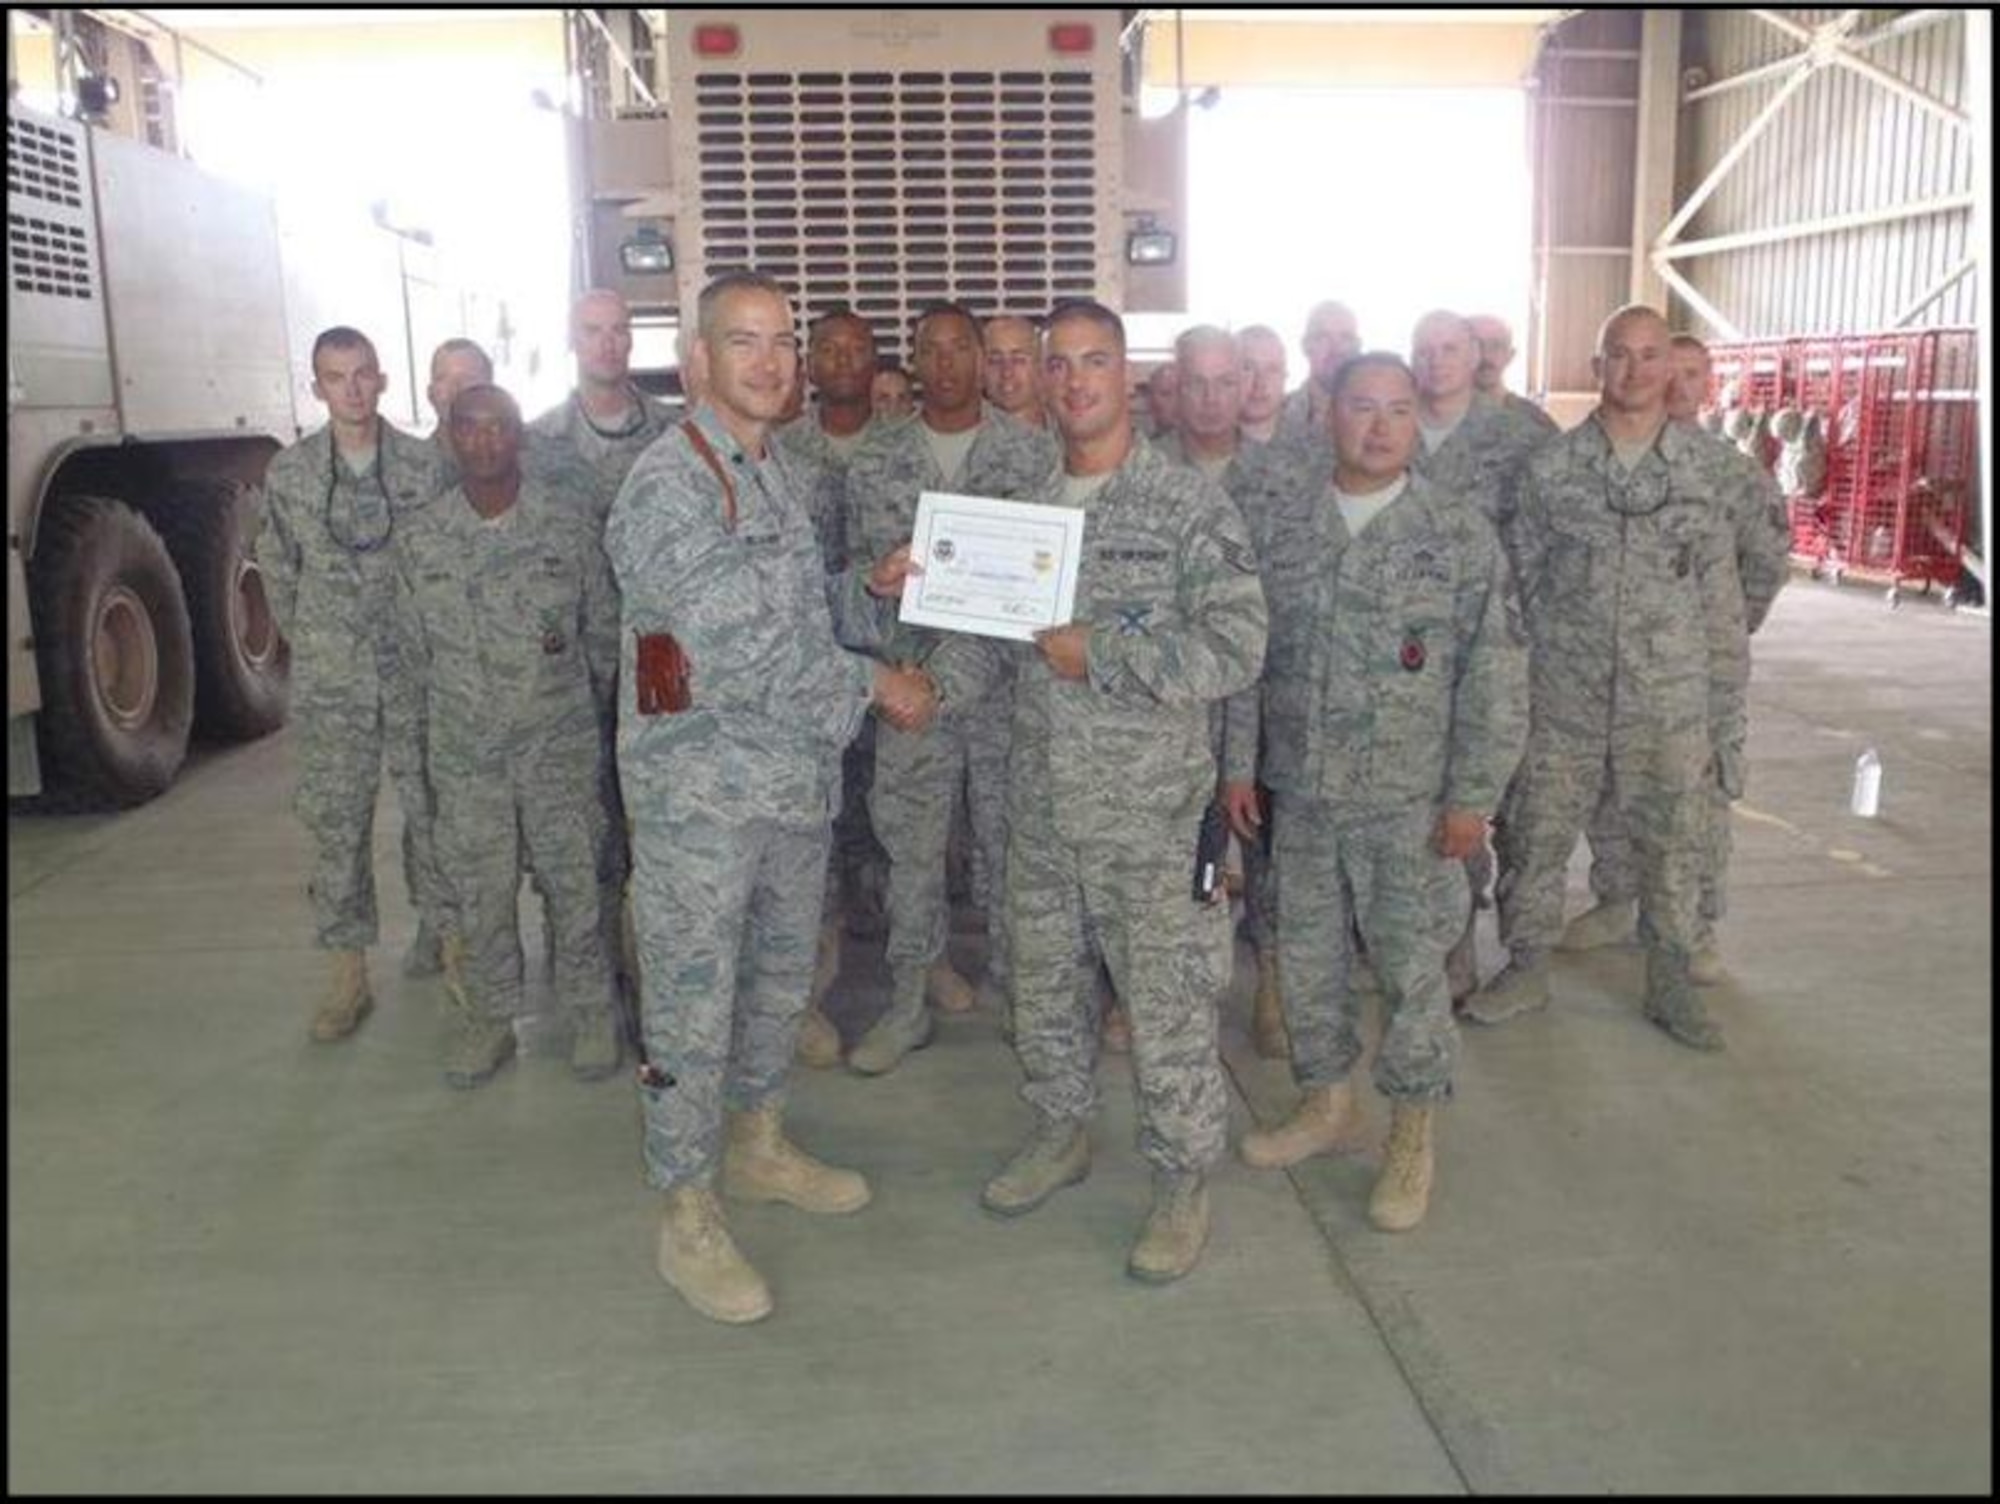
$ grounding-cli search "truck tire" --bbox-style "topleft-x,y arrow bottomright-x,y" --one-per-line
159,480 -> 290,741
28,495 -> 196,809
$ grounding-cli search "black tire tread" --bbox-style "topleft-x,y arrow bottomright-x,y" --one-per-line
156,479 -> 290,742
27,495 -> 195,810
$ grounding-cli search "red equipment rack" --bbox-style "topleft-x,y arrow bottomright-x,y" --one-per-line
1703,328 -> 1979,599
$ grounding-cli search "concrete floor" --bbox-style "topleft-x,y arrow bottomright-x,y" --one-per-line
8,575 -> 1991,1493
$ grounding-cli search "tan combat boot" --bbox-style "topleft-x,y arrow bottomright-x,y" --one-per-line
847,980 -> 934,1076
795,1008 -> 843,1069
1369,1101 -> 1436,1232
1558,898 -> 1637,952
1238,1081 -> 1367,1169
657,1185 -> 773,1325
1250,947 -> 1289,1059
980,1120 -> 1090,1216
721,1106 -> 871,1214
439,938 -> 515,1088
1127,1171 -> 1210,1283
926,958 -> 979,1015
310,950 -> 373,1042
1462,956 -> 1551,1026
1688,928 -> 1727,986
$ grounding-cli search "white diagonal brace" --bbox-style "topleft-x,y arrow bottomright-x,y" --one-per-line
1830,46 -> 1973,132
1657,57 -> 1818,249
1652,257 -> 1745,341
1686,8 -> 1953,104
1893,255 -> 1979,328
1659,193 -> 1976,260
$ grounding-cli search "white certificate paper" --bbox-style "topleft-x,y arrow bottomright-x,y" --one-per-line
899,491 -> 1086,642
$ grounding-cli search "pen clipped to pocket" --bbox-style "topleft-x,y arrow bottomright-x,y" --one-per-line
634,630 -> 692,715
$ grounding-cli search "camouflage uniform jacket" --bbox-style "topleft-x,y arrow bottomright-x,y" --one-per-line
1512,413 -> 1752,785
257,420 -> 445,698
1274,381 -> 1331,454
1250,461 -> 1527,816
928,437 -> 1268,841
775,411 -> 876,574
528,385 -> 681,527
845,403 -> 1059,667
1481,388 -> 1561,436
604,403 -> 891,828
1411,393 -> 1557,530
1682,419 -> 1791,634
390,477 -> 620,765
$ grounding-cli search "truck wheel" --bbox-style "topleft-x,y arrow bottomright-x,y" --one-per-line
29,496 -> 195,809
160,480 -> 290,741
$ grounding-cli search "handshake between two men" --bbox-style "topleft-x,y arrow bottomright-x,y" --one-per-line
856,543 -> 1096,735
861,542 -> 940,734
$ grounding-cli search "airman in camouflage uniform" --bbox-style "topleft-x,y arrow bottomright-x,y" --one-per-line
928,301 -> 1266,1285
527,289 -> 679,527
527,290 -> 672,1001
1231,354 -> 1527,1233
843,303 -> 1058,1076
1408,310 -> 1558,1002
775,311 -> 889,1066
1274,300 -> 1362,453
1468,313 -> 1561,439
392,384 -> 623,1088
1162,326 -> 1288,1061
605,272 -> 929,1325
255,326 -> 452,1041
1565,333 -> 1789,979
1469,307 -> 1751,1052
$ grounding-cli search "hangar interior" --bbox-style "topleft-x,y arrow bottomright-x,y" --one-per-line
6,6 -> 1992,1494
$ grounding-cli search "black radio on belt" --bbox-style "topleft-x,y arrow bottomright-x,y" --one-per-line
1192,801 -> 1230,904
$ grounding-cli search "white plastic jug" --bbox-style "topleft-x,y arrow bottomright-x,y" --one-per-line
1850,748 -> 1882,818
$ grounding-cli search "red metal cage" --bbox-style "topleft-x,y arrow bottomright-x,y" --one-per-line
1703,328 -> 1978,593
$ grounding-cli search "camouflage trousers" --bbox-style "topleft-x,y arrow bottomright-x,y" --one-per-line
293,681 -> 450,952
1007,797 -> 1232,1175
631,815 -> 828,1191
831,717 -> 890,922
1273,795 -> 1462,1103
870,711 -> 1010,1008
1584,781 -> 1730,932
1239,820 -> 1278,952
432,739 -> 615,1024
1496,726 -> 1709,974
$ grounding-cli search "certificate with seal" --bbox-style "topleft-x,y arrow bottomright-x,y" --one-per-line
899,491 -> 1086,642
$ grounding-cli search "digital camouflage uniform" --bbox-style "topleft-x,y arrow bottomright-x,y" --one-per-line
1495,416 -> 1750,1011
1244,455 -> 1527,1101
256,422 -> 452,952
929,438 -> 1267,1176
777,413 -> 889,931
1410,395 -> 1558,981
528,385 -> 677,976
1158,433 -> 1280,961
845,406 -> 1058,1031
1582,422 -> 1789,931
527,386 -> 681,528
1488,388 -> 1561,438
391,477 -> 622,1033
1274,381 -> 1332,455
605,404 -> 889,1191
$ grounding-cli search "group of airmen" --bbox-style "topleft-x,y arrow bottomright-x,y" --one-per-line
254,273 -> 1787,1326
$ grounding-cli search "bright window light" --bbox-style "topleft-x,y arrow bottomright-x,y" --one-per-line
1186,87 -> 1533,386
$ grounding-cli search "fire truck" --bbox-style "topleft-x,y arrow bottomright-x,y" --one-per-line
7,10 -> 454,807
562,7 -> 1189,380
